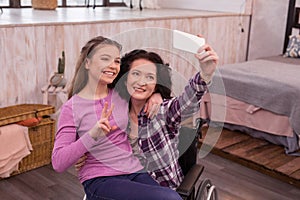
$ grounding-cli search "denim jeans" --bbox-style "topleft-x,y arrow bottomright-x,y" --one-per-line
83,172 -> 182,200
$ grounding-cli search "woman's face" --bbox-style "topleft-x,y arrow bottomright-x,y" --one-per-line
126,58 -> 157,101
85,44 -> 121,85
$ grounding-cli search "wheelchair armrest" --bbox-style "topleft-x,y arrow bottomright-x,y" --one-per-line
176,164 -> 204,196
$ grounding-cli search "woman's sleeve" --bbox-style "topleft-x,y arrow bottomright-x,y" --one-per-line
163,72 -> 208,130
51,103 -> 97,173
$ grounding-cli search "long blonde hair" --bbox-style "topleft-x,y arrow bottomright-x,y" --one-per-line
68,36 -> 122,99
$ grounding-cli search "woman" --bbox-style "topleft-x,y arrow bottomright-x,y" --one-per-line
52,36 -> 182,200
113,44 -> 218,189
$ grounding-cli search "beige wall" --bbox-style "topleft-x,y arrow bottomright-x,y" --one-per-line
248,0 -> 300,60
158,0 -> 298,60
247,0 -> 291,60
159,0 -> 252,14
0,11 -> 250,108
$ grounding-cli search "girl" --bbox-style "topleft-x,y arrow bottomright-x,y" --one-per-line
52,36 -> 181,200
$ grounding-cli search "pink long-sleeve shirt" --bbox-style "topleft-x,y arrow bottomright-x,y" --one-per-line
51,89 -> 143,183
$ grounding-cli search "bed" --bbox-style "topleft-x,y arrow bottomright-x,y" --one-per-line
200,1 -> 300,155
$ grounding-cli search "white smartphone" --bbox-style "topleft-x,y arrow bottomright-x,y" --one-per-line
173,30 -> 205,54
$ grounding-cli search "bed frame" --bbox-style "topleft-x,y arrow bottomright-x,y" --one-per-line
200,0 -> 300,155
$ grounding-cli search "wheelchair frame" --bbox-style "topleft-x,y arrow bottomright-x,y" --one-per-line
176,125 -> 218,200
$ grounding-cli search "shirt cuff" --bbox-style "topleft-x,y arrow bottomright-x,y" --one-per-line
80,132 -> 99,150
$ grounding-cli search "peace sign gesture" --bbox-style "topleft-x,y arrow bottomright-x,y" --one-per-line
89,102 -> 116,140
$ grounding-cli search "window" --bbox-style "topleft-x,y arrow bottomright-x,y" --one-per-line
0,0 -> 125,8
21,0 -> 31,6
60,0 -> 92,7
0,0 -> 9,7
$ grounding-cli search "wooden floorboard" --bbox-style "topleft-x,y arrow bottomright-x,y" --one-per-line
1,152 -> 300,199
0,165 -> 85,200
200,127 -> 300,189
199,153 -> 300,200
0,126 -> 299,199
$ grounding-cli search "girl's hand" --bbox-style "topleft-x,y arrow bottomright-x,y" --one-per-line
144,93 -> 163,119
89,102 -> 117,140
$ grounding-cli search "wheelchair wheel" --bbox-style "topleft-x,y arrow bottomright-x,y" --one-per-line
195,178 -> 218,200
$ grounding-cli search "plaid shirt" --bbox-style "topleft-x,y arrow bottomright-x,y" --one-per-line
137,72 -> 208,190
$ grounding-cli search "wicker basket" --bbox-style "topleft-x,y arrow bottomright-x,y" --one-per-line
32,0 -> 57,10
13,118 -> 55,175
0,104 -> 55,126
0,104 -> 55,176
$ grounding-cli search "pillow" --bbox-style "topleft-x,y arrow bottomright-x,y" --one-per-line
17,117 -> 42,127
284,35 -> 300,58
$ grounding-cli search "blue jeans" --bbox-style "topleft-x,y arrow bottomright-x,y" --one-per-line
83,172 -> 182,200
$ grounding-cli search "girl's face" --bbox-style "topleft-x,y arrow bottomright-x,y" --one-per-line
85,45 -> 121,85
126,58 -> 157,101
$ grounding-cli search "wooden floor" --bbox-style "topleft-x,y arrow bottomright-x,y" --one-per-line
0,152 -> 299,200
0,124 -> 299,199
0,165 -> 85,200
0,126 -> 299,199
200,126 -> 300,189
200,154 -> 300,200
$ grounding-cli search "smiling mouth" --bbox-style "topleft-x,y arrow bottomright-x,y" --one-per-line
102,71 -> 116,76
133,87 -> 146,92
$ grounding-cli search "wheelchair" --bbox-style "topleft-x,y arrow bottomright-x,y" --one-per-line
83,124 -> 217,200
176,125 -> 218,200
